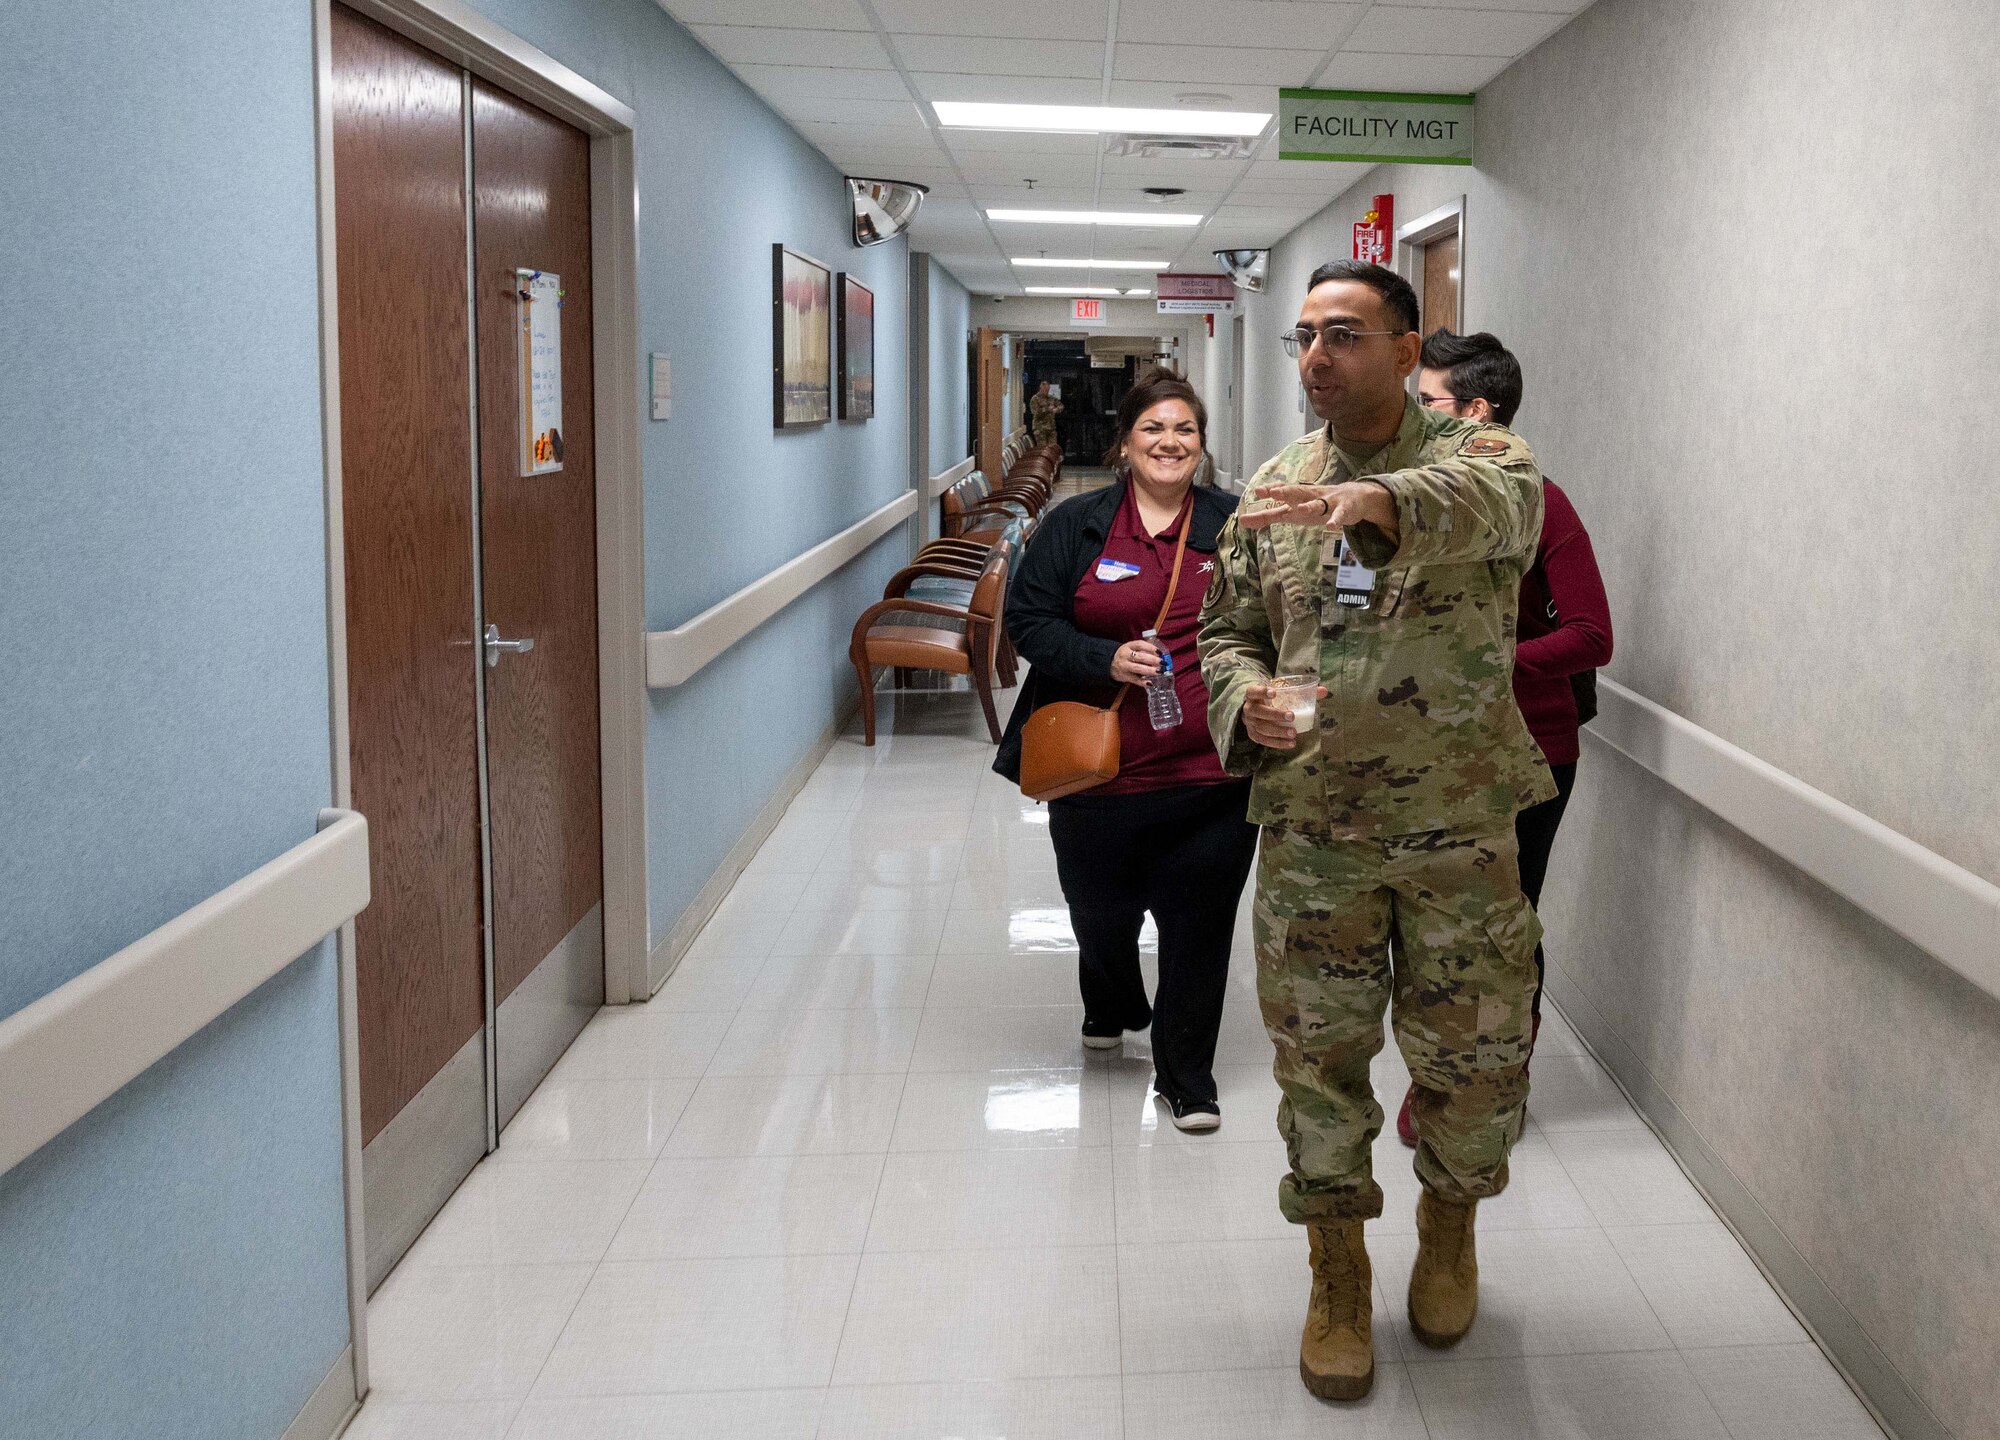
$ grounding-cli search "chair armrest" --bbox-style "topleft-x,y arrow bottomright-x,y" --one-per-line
885,560 -> 981,595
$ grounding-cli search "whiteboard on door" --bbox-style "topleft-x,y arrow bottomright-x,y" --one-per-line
517,268 -> 563,474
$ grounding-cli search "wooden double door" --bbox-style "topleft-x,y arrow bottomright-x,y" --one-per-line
330,6 -> 604,1288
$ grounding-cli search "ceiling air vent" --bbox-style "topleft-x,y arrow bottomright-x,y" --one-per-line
1104,133 -> 1255,161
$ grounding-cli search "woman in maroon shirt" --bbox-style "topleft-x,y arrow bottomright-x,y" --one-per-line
996,370 -> 1253,1131
1398,331 -> 1614,1146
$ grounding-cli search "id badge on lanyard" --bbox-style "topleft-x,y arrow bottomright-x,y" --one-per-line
1331,535 -> 1376,608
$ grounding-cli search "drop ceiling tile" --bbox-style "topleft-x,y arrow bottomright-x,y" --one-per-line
912,72 -> 1106,105
797,121 -> 938,149
874,0 -> 1111,43
1093,182 -> 1229,205
955,154 -> 1102,183
970,185 -> 1103,209
1116,0 -> 1363,51
733,64 -> 916,102
1312,49 -> 1514,90
1115,42 -> 1316,86
1099,154 -> 1247,183
1346,5 -> 1571,56
982,222 -> 1111,251
660,0 -> 871,29
1104,79 -> 1284,111
690,25 -> 892,69
936,129 -> 1102,158
1379,0 -> 1587,12
774,95 -> 927,127
893,35 -> 1106,80
823,143 -> 956,171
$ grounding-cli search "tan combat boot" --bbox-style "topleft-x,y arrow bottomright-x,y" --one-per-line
1300,1219 -> 1374,1401
1408,1191 -> 1479,1347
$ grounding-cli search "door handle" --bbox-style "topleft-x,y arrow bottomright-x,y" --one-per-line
483,623 -> 535,668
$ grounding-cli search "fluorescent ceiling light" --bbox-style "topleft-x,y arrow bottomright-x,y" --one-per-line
1123,289 -> 1153,297
989,209 -> 1203,227
1012,258 -> 1166,270
1024,286 -> 1122,296
934,101 -> 1269,138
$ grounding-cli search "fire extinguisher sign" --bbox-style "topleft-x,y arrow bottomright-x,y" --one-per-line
1352,194 -> 1394,265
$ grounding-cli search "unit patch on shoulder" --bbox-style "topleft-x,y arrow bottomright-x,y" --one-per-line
1459,434 -> 1514,458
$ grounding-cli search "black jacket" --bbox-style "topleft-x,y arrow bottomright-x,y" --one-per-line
993,481 -> 1240,782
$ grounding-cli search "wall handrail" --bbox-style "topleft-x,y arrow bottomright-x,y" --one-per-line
927,455 -> 976,499
645,489 -> 918,688
1590,678 -> 2000,1002
0,809 -> 372,1179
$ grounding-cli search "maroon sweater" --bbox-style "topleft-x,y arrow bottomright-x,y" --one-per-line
1514,480 -> 1613,766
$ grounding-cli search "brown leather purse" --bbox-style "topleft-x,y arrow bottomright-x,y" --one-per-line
1019,503 -> 1193,801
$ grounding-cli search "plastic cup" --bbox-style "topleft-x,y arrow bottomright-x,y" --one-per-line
1272,674 -> 1320,735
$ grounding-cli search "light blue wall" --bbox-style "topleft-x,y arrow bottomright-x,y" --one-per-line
0,2 -> 350,1436
926,260 -> 973,478
464,0 -> 913,942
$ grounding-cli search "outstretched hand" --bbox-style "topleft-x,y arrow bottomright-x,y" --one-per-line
1240,480 -> 1398,541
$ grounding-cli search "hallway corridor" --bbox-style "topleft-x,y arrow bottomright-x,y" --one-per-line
347,692 -> 1883,1440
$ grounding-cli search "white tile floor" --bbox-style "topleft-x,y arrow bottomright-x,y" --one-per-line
348,689 -> 1885,1440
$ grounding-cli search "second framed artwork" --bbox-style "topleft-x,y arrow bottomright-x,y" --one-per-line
772,243 -> 831,427
837,274 -> 874,421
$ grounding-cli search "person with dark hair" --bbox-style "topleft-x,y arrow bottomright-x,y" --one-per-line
996,368 -> 1254,1131
1414,328 -> 1523,426
1395,329 -> 1615,1147
1198,261 -> 1552,1400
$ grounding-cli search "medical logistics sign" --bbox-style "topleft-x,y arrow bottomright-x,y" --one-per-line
1278,89 -> 1474,165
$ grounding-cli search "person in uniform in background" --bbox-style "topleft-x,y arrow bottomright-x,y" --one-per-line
1029,379 -> 1063,448
1197,260 -> 1554,1403
1395,329 -> 1614,1148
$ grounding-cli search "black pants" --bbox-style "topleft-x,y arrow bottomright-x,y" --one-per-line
1048,780 -> 1258,1105
1515,761 -> 1578,1020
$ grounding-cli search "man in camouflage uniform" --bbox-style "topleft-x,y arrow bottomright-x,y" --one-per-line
1028,380 -> 1063,448
1197,260 -> 1553,1403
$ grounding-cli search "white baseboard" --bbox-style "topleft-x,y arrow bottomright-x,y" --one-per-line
284,1346 -> 357,1440
645,700 -> 859,995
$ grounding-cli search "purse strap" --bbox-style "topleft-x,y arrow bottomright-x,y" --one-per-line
1109,494 -> 1196,715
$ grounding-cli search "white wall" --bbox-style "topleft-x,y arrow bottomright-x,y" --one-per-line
1245,2 -> 2000,1434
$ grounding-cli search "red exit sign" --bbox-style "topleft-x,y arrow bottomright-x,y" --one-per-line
1071,297 -> 1107,325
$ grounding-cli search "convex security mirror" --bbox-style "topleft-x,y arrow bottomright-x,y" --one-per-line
848,177 -> 930,247
1213,248 -> 1268,293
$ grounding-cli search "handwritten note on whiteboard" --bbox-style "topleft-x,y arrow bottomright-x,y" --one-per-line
517,269 -> 563,475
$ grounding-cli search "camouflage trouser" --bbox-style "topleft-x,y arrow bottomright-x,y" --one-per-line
1031,421 -> 1057,446
1253,825 -> 1541,1223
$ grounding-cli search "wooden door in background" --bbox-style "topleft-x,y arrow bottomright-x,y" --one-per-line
1423,232 -> 1461,336
975,325 -> 1004,480
470,81 -> 604,1124
329,5 -> 488,1287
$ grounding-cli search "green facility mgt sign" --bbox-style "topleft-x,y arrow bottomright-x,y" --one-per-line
1278,88 -> 1474,165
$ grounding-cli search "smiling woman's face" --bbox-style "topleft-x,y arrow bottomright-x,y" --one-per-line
1124,398 -> 1202,488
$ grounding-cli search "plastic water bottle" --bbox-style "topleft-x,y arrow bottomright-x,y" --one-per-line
1142,628 -> 1183,731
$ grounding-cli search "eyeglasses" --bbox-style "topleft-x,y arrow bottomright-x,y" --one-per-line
1416,392 -> 1461,410
1280,323 -> 1407,357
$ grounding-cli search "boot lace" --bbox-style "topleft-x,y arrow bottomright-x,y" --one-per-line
1310,1230 -> 1366,1333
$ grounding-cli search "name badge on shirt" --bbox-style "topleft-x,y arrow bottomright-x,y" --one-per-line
1331,536 -> 1376,608
1095,559 -> 1142,582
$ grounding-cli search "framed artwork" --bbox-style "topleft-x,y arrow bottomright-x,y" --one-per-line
772,244 -> 831,427
837,274 -> 875,421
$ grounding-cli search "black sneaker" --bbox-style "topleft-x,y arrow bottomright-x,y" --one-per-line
1160,1094 -> 1221,1132
1080,1017 -> 1125,1051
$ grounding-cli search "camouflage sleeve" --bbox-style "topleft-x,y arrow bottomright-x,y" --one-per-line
1346,425 -> 1545,569
1196,511 -> 1275,777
